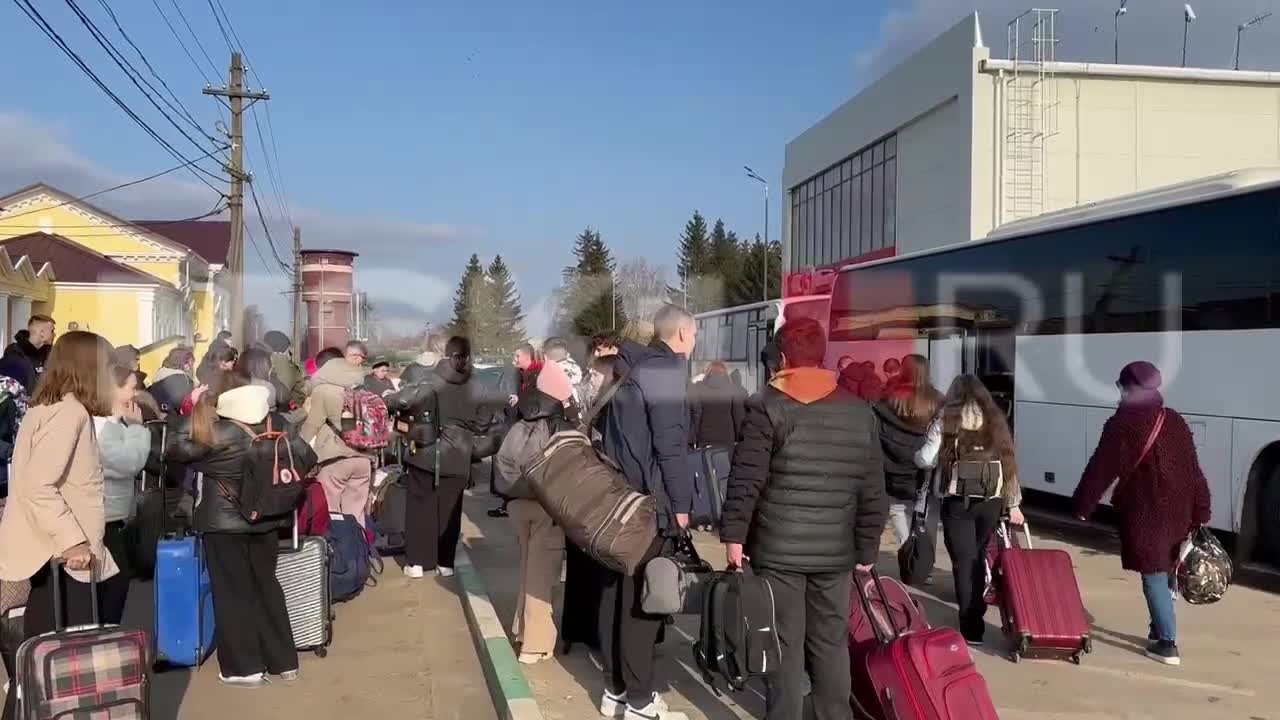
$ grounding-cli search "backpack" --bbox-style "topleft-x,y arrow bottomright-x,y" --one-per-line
693,568 -> 781,695
339,388 -> 390,450
326,513 -> 372,602
225,417 -> 306,522
946,438 -> 1005,499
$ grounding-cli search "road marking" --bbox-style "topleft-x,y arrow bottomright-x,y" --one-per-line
1068,662 -> 1255,697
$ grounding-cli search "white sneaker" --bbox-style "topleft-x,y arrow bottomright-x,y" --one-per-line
599,689 -> 626,718
404,565 -> 424,579
625,694 -> 685,720
218,673 -> 268,689
517,651 -> 550,665
437,567 -> 455,578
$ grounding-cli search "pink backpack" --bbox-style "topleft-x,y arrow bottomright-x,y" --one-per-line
340,388 -> 390,450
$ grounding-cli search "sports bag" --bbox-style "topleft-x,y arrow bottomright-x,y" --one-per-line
339,387 -> 390,450
525,431 -> 658,576
641,533 -> 713,615
693,566 -> 780,695
897,477 -> 939,587
225,417 -> 307,523
1176,526 -> 1232,605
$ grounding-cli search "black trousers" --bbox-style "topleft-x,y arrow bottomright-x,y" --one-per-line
598,566 -> 665,708
404,465 -> 466,570
99,522 -> 131,625
940,497 -> 1004,641
3,561 -> 98,718
203,532 -> 297,678
757,568 -> 851,720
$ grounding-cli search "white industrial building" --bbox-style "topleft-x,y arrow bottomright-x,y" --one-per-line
781,9 -> 1280,290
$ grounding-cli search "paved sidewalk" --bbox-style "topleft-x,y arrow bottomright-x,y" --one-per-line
461,486 -> 1280,720
3,555 -> 495,719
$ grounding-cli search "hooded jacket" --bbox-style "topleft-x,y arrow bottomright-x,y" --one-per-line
689,372 -> 746,448
301,358 -> 368,463
598,340 -> 692,535
168,385 -> 318,534
149,366 -> 194,416
872,402 -> 929,502
720,367 -> 888,572
93,416 -> 151,523
494,390 -> 577,499
2,335 -> 48,392
388,358 -> 477,478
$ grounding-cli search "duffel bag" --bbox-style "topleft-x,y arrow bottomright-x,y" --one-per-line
526,430 -> 657,576
642,532 -> 713,615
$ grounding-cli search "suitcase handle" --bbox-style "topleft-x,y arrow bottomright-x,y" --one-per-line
852,568 -> 902,643
48,558 -> 100,632
998,520 -> 1034,550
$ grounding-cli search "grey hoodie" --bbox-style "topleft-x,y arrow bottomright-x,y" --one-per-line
94,416 -> 151,522
301,358 -> 368,462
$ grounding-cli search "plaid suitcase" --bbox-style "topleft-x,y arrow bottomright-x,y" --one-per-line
276,517 -> 332,656
15,563 -> 151,719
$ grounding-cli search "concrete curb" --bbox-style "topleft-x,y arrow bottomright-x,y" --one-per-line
454,545 -> 546,720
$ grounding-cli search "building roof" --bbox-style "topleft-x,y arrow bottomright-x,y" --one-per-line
134,220 -> 232,266
0,232 -> 174,288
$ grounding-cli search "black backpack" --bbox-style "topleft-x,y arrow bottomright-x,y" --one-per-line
693,567 -> 781,695
222,417 -> 306,522
946,436 -> 1005,499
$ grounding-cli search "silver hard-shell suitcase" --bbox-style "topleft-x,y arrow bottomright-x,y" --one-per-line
276,516 -> 332,656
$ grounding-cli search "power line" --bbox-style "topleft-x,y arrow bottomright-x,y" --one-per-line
60,0 -> 226,165
11,0 -> 227,194
166,0 -> 220,80
91,0 -> 213,142
0,148 -> 226,222
148,0 -> 213,86
248,182 -> 292,273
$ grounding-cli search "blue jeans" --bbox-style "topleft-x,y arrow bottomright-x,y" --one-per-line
1141,572 -> 1177,643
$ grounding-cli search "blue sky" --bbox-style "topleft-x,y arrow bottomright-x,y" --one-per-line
1,0 -> 902,333
5,0 -> 1276,335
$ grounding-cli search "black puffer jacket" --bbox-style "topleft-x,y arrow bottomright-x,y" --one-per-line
167,387 -> 318,534
720,369 -> 887,572
873,402 -> 929,502
388,358 -> 477,478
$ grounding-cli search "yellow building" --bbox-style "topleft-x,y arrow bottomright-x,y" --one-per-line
0,183 -> 236,374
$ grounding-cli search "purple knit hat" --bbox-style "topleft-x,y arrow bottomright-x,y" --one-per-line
1118,361 -> 1162,390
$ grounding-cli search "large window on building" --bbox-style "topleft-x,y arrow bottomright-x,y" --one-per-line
789,134 -> 897,270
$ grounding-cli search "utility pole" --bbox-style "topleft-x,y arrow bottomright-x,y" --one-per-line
204,52 -> 269,346
291,226 -> 303,355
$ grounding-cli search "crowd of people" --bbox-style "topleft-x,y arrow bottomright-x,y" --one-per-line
0,304 -> 1214,718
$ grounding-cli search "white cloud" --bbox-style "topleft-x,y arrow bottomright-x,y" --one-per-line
859,1 -> 1280,83
0,111 -> 473,332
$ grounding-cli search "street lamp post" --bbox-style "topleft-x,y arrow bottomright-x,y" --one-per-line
1114,1 -> 1128,63
744,166 -> 769,302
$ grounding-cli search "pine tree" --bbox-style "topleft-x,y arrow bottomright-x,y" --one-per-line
486,255 -> 526,358
708,218 -> 740,310
556,227 -> 625,338
733,234 -> 783,303
672,211 -> 722,312
447,254 -> 489,345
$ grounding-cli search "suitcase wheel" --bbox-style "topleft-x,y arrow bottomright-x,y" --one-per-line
314,647 -> 328,658
1083,636 -> 1094,654
1070,651 -> 1082,665
1009,650 -> 1021,664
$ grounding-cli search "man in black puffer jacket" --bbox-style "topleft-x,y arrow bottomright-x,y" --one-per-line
720,317 -> 887,720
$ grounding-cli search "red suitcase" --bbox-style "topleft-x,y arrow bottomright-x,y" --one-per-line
994,522 -> 1092,664
850,569 -> 999,720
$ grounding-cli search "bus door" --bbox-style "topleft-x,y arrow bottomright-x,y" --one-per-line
747,318 -> 770,394
924,327 -> 973,392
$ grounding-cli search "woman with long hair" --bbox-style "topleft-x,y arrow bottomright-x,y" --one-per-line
197,344 -> 239,385
95,364 -> 152,623
0,332 -> 121,712
915,374 -> 1023,645
873,354 -> 943,547
1074,361 -> 1210,666
235,346 -> 284,412
167,370 -> 317,687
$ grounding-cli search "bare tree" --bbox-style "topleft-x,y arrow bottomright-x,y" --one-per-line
616,258 -> 671,325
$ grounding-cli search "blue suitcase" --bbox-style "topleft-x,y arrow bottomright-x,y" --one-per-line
154,533 -> 216,667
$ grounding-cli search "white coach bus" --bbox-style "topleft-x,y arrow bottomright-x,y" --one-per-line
692,294 -> 831,394
825,169 -> 1280,566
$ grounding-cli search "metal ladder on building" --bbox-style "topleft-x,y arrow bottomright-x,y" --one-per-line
1004,8 -> 1061,223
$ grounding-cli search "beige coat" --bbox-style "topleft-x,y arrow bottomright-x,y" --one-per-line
0,396 -> 120,584
301,358 -> 368,463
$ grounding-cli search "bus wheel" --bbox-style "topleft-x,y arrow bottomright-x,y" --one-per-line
1257,462 -> 1280,567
